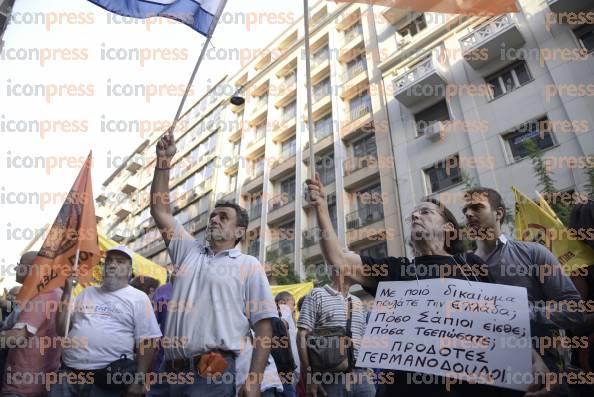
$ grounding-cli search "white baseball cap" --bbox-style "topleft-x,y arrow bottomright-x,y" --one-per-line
105,245 -> 134,265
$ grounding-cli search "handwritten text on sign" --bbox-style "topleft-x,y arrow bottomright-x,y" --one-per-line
356,279 -> 531,391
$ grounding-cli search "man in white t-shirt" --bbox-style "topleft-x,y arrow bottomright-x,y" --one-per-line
50,245 -> 162,397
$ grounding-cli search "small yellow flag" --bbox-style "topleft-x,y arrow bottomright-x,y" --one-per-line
513,186 -> 594,274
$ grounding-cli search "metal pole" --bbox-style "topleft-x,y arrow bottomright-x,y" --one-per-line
170,0 -> 228,134
63,248 -> 80,338
303,0 -> 316,179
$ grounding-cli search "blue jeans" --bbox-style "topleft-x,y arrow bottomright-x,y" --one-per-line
311,368 -> 376,397
281,382 -> 297,397
146,355 -> 236,397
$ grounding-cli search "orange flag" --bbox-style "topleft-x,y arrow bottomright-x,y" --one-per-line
17,152 -> 101,306
332,0 -> 518,15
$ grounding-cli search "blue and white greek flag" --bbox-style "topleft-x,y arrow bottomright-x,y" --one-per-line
88,0 -> 227,36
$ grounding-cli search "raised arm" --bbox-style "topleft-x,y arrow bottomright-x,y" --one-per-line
150,128 -> 177,246
305,174 -> 376,289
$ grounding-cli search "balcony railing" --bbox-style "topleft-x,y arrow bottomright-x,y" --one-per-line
269,192 -> 296,211
266,240 -> 295,258
313,83 -> 331,102
344,155 -> 377,176
394,56 -> 435,93
312,52 -> 330,68
282,108 -> 297,122
342,61 -> 367,82
252,96 -> 268,113
459,14 -> 514,51
346,205 -> 384,230
249,130 -> 266,147
248,240 -> 260,257
254,161 -> 265,177
349,100 -> 372,122
315,123 -> 333,141
283,73 -> 297,87
343,26 -> 363,45
280,145 -> 297,161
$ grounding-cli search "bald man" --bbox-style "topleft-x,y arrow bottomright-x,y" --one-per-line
0,251 -> 62,397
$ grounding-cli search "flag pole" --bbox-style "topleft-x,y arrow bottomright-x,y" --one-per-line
303,0 -> 316,179
63,248 -> 80,338
170,0 -> 228,134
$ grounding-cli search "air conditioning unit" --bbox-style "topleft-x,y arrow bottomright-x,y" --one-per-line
424,122 -> 444,142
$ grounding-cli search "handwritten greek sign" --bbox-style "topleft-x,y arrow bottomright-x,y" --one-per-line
356,279 -> 531,391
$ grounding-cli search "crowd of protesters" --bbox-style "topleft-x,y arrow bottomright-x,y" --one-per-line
0,129 -> 592,397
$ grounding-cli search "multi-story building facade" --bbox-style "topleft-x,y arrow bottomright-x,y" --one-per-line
375,0 -> 594,236
96,0 -> 594,281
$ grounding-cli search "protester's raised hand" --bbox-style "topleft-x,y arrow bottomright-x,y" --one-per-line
305,172 -> 326,209
156,127 -> 177,167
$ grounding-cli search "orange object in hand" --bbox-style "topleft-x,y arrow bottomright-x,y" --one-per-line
197,352 -> 228,378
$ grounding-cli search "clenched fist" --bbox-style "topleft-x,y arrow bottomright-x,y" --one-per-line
156,127 -> 177,168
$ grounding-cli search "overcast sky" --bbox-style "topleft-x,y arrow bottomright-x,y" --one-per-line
0,0 -> 305,289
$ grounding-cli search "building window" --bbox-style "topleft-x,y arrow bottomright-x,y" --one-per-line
503,118 -> 555,162
316,152 -> 335,185
248,235 -> 260,257
346,184 -> 384,230
486,61 -> 532,100
314,113 -> 333,140
282,100 -> 297,121
283,69 -> 297,86
250,195 -> 262,219
345,54 -> 367,80
314,77 -> 331,102
414,100 -> 450,136
574,24 -> 594,53
424,155 -> 462,193
312,44 -> 330,67
228,173 -> 237,193
349,91 -> 372,121
281,136 -> 296,158
343,22 -> 363,43
255,92 -> 268,109
397,14 -> 427,38
281,176 -> 296,202
359,242 -> 388,258
255,122 -> 266,141
353,134 -> 377,159
278,221 -> 295,255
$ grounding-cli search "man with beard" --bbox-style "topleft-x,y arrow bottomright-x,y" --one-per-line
50,246 -> 162,397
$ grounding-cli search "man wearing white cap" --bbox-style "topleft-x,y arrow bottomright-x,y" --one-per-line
50,245 -> 162,397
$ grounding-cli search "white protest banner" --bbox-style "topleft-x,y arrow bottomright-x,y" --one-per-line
356,278 -> 532,391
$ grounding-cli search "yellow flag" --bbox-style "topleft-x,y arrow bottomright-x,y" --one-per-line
271,281 -> 315,318
73,232 -> 167,296
535,191 -> 561,223
513,186 -> 594,273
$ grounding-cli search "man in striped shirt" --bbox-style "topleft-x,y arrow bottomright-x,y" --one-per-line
296,267 -> 375,397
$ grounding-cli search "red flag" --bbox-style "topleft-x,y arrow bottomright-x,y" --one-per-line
332,0 -> 518,15
17,152 -> 101,306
